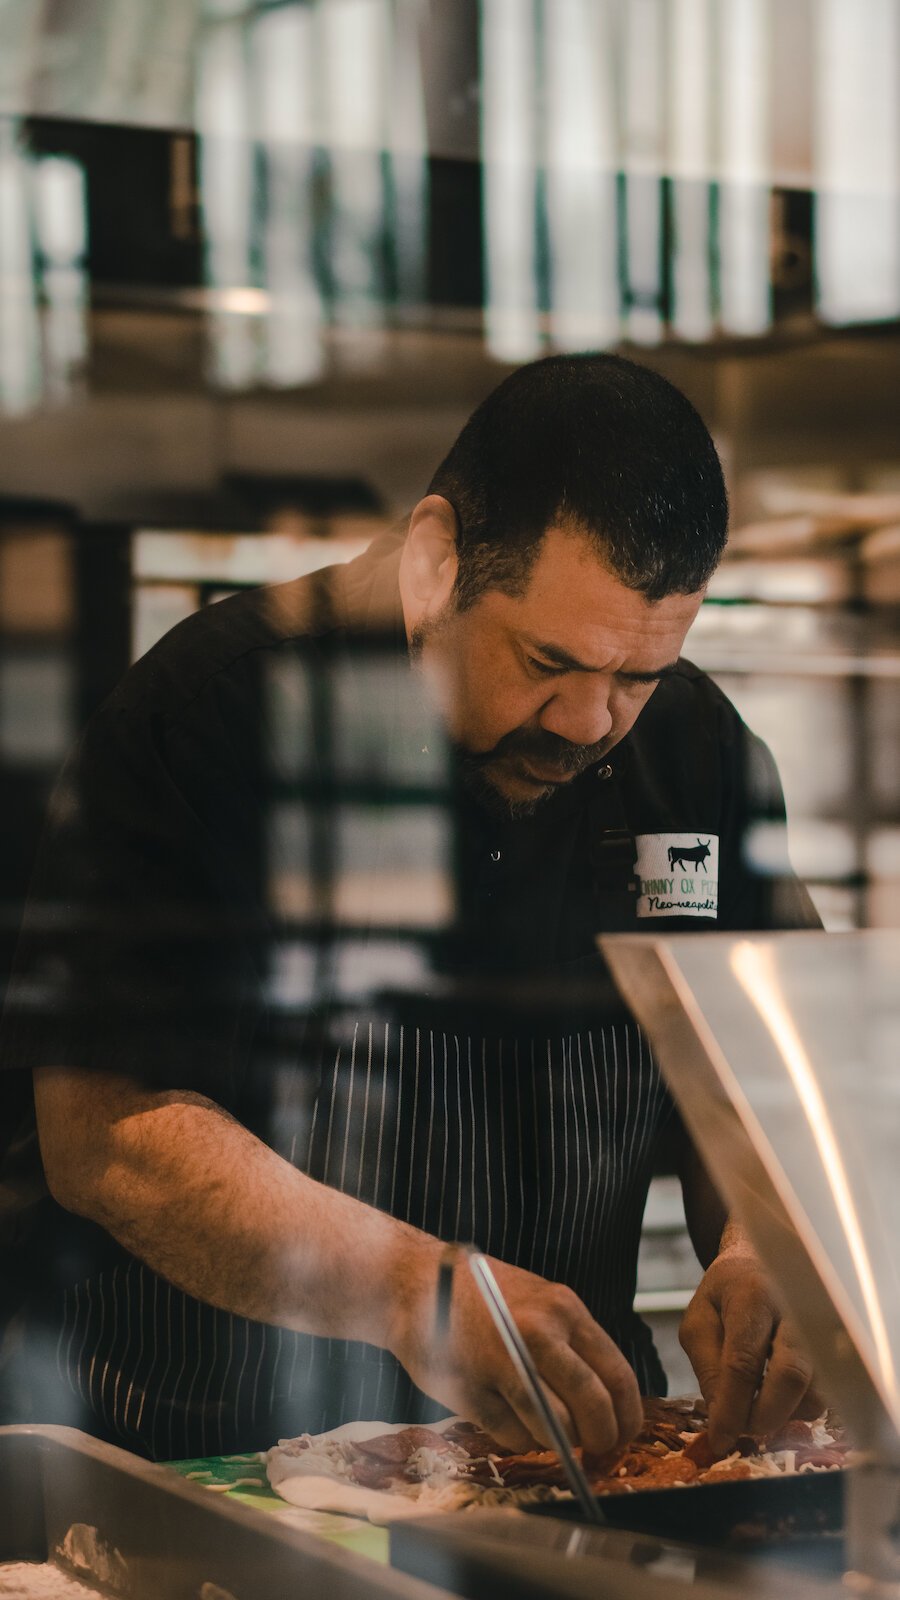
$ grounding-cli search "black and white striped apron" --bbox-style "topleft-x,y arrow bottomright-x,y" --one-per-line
50,1013 -> 673,1460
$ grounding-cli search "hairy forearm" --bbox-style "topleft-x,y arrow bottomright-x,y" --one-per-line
34,1068 -> 434,1349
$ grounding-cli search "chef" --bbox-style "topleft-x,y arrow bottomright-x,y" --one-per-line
1,353 -> 820,1463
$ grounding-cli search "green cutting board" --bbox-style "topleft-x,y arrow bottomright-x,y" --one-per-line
165,1454 -> 390,1565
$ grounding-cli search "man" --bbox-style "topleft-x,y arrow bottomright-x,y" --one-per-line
2,353 -> 819,1464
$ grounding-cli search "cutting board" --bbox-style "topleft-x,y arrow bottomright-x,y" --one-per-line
166,1454 -> 390,1565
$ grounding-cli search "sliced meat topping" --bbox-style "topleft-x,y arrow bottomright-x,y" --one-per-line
355,1426 -> 452,1464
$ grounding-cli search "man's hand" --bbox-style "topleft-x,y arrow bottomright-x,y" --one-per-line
679,1235 -> 818,1455
389,1243 -> 643,1457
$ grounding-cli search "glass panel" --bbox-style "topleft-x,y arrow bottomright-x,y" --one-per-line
266,799 -> 316,919
331,654 -> 448,788
0,529 -> 73,633
0,649 -> 73,763
605,929 -> 900,1443
332,804 -> 453,927
262,653 -> 318,783
131,583 -> 198,662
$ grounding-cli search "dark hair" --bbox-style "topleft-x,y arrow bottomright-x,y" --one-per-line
427,352 -> 728,607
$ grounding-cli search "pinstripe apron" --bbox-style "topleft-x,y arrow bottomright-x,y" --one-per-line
51,1010 -> 673,1460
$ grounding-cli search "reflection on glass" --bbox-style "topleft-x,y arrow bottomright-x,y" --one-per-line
268,799 -> 317,919
480,0 -> 541,361
250,4 -> 324,386
33,155 -> 88,404
0,122 -> 41,415
730,938 -> 898,1403
263,654 -> 318,784
669,0 -> 714,345
0,651 -> 73,763
717,0 -> 771,335
320,0 -> 390,342
622,0 -> 665,344
331,654 -> 447,787
197,0 -> 428,381
133,527 -> 373,585
196,14 -> 260,388
543,0 -> 618,350
814,0 -> 900,325
0,529 -> 73,634
386,0 -> 429,312
132,582 -> 199,662
334,805 -> 453,927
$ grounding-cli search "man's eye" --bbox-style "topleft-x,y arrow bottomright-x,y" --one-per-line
527,657 -> 567,678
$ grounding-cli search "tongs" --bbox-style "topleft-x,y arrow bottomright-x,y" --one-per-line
437,1243 -> 605,1525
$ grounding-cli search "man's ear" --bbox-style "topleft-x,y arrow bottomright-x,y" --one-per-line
404,496 -> 459,613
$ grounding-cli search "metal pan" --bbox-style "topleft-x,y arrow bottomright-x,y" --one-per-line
525,1462 -> 849,1545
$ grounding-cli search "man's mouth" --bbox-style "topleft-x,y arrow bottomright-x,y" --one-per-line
511,756 -> 571,786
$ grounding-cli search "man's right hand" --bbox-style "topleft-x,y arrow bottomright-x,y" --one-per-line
387,1241 -> 643,1456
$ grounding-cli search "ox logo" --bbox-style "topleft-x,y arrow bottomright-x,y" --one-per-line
667,838 -> 711,873
633,833 -> 719,920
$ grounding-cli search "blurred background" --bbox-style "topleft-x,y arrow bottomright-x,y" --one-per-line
1,0 -> 899,1388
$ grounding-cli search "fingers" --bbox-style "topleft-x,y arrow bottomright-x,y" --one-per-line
679,1252 -> 820,1456
679,1292 -> 724,1412
432,1262 -> 642,1458
496,1364 -> 579,1453
705,1294 -> 775,1454
484,1282 -> 641,1455
747,1320 -> 815,1438
570,1322 -> 643,1446
792,1386 -> 826,1422
465,1389 -> 542,1454
501,1339 -> 619,1455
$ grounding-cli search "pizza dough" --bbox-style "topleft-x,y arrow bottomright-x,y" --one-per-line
265,1400 -> 853,1525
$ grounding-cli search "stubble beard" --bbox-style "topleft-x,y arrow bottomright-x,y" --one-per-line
458,733 -> 609,819
409,613 -> 610,819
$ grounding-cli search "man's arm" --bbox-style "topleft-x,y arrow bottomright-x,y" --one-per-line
35,1066 -> 642,1455
677,1135 -> 817,1452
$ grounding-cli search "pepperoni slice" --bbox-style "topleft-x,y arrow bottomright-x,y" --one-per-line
683,1431 -> 717,1470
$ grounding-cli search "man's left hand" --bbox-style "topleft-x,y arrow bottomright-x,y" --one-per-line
679,1238 -> 819,1455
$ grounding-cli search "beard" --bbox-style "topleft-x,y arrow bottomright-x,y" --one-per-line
457,725 -> 610,817
409,611 -> 610,819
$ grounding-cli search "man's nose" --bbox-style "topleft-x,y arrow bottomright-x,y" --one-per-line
538,680 -> 613,747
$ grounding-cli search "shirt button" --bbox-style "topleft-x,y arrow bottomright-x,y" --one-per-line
597,764 -> 614,781
490,849 -> 501,862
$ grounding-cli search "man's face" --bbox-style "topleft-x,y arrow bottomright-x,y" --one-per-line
412,526 -> 704,814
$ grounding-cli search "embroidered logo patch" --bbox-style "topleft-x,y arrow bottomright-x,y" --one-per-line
634,833 -> 719,919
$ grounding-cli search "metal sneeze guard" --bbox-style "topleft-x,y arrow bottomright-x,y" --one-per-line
601,929 -> 900,1593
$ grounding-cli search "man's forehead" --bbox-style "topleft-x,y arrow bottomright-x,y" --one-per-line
517,525 -> 703,614
511,563 -> 702,656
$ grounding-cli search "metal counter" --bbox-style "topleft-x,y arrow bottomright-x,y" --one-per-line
0,1425 -> 449,1600
391,1507 -> 846,1600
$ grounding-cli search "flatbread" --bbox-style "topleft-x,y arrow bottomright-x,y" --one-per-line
266,1400 -> 853,1524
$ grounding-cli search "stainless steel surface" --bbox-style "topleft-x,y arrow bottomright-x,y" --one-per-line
437,1245 -> 603,1525
392,1509 -> 846,1600
0,1426 -> 451,1600
602,930 -> 900,1448
601,930 -> 900,1594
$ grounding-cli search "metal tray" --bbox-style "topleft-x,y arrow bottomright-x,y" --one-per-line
391,1508 -> 847,1600
525,1463 -> 848,1545
0,1425 -> 450,1600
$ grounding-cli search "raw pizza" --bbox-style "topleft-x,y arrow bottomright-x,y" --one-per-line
266,1398 -> 852,1522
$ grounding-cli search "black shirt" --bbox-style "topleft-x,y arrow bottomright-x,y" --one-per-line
0,531 -> 819,1457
